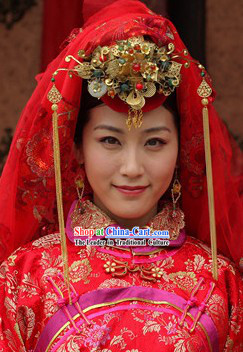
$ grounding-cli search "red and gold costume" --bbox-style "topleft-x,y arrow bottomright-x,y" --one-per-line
0,1 -> 242,351
0,200 -> 242,351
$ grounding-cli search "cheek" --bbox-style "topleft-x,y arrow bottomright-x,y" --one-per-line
82,144 -> 117,183
149,147 -> 178,184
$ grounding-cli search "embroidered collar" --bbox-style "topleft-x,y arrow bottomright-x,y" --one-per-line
66,199 -> 186,249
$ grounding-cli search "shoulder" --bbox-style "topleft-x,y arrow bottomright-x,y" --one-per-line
0,233 -> 62,279
183,235 -> 239,278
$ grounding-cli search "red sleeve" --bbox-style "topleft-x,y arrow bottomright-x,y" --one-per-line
223,265 -> 243,351
0,258 -> 26,351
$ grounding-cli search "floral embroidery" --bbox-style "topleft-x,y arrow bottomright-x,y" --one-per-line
69,259 -> 92,283
83,323 -> 111,348
26,129 -> 54,179
43,292 -> 59,318
40,251 -> 63,272
110,327 -> 136,350
142,320 -> 161,334
16,306 -> 35,339
18,272 -> 40,298
4,297 -> 16,320
185,255 -> 205,273
98,278 -> 131,289
207,294 -> 226,322
168,272 -> 197,290
7,254 -> 17,267
32,233 -> 60,248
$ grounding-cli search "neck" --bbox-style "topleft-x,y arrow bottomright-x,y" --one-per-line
93,196 -> 158,229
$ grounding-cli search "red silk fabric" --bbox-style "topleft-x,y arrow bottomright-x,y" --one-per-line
41,0 -> 84,71
0,233 -> 242,351
0,0 -> 242,268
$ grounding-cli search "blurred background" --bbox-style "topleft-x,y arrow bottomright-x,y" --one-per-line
0,0 -> 242,174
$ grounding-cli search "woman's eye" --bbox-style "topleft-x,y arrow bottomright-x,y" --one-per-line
100,137 -> 120,145
145,138 -> 166,147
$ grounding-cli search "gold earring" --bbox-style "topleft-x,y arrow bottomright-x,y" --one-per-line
171,168 -> 181,216
75,175 -> 85,214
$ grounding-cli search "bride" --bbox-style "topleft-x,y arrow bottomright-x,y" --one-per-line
0,1 -> 242,351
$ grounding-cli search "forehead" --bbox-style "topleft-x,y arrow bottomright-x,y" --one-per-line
88,104 -> 176,131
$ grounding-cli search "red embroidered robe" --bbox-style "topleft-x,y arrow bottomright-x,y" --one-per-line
0,204 -> 242,351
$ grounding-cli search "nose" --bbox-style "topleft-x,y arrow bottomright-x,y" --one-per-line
119,147 -> 144,178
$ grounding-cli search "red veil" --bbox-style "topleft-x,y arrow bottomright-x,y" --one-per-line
0,0 -> 242,269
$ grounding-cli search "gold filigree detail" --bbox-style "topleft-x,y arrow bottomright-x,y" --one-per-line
53,37 -> 182,113
148,202 -> 184,241
197,79 -> 212,98
47,84 -> 62,104
71,200 -> 113,230
70,200 -> 184,242
126,108 -> 143,130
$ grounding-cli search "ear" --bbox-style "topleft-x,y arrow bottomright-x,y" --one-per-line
74,143 -> 84,164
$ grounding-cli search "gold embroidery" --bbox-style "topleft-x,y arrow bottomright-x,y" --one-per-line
7,254 -> 17,266
98,278 -> 131,289
71,200 -> 112,230
69,259 -> 92,283
71,200 -> 184,241
168,271 -> 197,290
147,202 -> 184,240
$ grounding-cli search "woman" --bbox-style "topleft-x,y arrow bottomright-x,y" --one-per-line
0,0 -> 242,351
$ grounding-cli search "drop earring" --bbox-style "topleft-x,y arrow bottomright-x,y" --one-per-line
171,168 -> 181,216
75,167 -> 85,214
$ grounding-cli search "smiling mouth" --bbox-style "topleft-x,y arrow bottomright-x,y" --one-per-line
113,185 -> 149,195
114,185 -> 148,190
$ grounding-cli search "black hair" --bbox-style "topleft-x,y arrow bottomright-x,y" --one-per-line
74,80 -> 180,145
74,80 -> 103,145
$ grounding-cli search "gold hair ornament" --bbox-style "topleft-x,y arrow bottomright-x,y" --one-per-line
50,37 -> 183,130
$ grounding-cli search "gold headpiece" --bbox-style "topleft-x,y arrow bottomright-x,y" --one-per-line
74,36 -> 182,104
49,36 -> 182,130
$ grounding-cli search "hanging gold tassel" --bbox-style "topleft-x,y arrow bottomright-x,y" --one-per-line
197,74 -> 218,281
126,108 -> 143,131
202,101 -> 218,280
52,103 -> 72,303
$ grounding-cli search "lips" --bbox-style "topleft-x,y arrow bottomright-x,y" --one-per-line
115,185 -> 148,190
113,185 -> 149,195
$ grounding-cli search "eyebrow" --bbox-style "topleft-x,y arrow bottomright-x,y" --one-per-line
94,125 -> 124,134
94,125 -> 171,134
143,126 -> 171,133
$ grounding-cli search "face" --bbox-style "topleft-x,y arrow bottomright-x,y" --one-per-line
77,104 -> 178,228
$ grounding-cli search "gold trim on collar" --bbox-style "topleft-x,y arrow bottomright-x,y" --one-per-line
70,200 -> 184,241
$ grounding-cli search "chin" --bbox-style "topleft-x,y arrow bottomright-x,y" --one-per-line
110,208 -> 149,220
